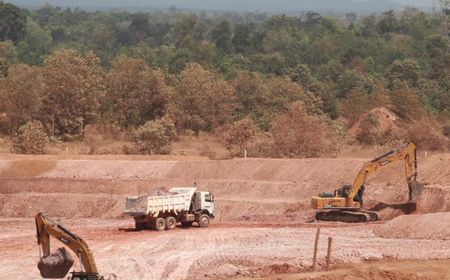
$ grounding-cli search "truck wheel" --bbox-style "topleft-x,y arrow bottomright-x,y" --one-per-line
198,214 -> 210,228
154,217 -> 166,231
165,216 -> 177,230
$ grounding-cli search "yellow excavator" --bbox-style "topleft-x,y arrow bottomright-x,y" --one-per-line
311,143 -> 424,222
35,212 -> 115,280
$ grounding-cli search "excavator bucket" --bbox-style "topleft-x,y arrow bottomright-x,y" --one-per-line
408,181 -> 424,201
38,247 -> 74,278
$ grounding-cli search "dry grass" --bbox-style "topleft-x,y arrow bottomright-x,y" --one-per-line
0,160 -> 57,177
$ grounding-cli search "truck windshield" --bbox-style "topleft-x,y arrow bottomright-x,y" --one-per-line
205,193 -> 214,202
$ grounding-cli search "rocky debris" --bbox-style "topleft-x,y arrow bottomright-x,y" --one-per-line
37,247 -> 74,278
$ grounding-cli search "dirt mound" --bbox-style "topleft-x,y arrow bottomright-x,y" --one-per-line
347,107 -> 400,137
373,212 -> 450,240
254,260 -> 450,280
415,185 -> 450,213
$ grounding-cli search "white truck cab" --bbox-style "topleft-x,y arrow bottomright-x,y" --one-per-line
195,191 -> 215,218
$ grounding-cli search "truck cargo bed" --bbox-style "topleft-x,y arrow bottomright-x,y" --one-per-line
125,187 -> 196,216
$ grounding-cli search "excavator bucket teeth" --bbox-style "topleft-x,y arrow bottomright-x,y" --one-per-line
38,247 -> 74,278
409,181 -> 424,201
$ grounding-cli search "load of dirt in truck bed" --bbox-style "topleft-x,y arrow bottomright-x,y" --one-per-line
125,187 -> 178,213
149,187 -> 175,196
37,247 -> 74,278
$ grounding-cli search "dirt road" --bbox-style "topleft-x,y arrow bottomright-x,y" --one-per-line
2,218 -> 450,280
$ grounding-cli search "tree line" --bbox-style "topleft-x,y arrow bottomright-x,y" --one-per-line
0,2 -> 449,155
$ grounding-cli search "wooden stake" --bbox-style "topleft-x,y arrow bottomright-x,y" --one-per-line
312,227 -> 320,271
326,237 -> 333,271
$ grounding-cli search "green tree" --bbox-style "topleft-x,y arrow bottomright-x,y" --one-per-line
289,64 -> 322,93
425,35 -> 448,58
387,58 -> 421,88
232,23 -> 253,54
378,10 -> 400,34
129,13 -> 150,44
0,40 -> 16,76
172,15 -> 198,49
91,24 -> 116,52
0,2 -> 27,42
16,19 -> 53,65
211,20 -> 232,53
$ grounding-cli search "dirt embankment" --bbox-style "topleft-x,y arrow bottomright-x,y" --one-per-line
374,211 -> 450,240
0,155 -> 449,222
249,259 -> 450,280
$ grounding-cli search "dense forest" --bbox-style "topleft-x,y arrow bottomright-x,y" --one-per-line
0,2 -> 449,156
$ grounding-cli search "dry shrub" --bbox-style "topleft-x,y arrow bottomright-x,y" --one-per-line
248,133 -> 278,158
443,125 -> 450,138
197,144 -> 216,159
390,86 -> 424,121
268,102 -> 337,158
407,121 -> 448,151
122,144 -> 138,155
356,113 -> 381,145
224,117 -> 257,157
83,124 -> 103,155
11,120 -> 48,154
133,118 -> 176,155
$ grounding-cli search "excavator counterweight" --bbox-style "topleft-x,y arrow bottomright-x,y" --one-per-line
311,143 -> 424,223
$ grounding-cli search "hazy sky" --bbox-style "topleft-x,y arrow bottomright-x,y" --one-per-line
8,0 -> 438,12
391,0 -> 434,5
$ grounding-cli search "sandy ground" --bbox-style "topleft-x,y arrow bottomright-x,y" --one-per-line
0,154 -> 449,279
2,218 -> 450,280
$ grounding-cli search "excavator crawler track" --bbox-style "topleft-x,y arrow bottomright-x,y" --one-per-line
315,210 -> 379,223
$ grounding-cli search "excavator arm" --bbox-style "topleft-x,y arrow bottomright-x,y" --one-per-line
35,212 -> 100,278
345,142 -> 418,207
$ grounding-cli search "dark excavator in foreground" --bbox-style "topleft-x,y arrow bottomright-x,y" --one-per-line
311,143 -> 424,222
35,212 -> 115,279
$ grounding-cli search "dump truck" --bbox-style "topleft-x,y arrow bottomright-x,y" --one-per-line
125,187 -> 215,230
